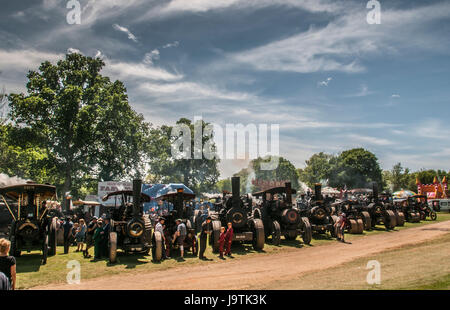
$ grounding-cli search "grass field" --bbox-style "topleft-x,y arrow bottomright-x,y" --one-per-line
14,212 -> 450,289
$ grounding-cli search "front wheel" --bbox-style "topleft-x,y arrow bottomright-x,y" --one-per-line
430,211 -> 437,221
301,217 -> 312,245
271,220 -> 281,246
211,220 -> 221,253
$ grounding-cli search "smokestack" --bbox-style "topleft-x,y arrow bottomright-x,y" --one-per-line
132,179 -> 142,217
285,182 -> 292,204
314,183 -> 322,200
372,182 -> 379,203
232,176 -> 240,206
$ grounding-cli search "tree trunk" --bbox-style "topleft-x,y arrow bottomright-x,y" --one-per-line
62,166 -> 72,212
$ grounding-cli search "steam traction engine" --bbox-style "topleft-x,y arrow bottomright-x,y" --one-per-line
152,188 -> 198,261
301,184 -> 337,238
252,182 -> 312,245
102,179 -> 152,263
0,183 -> 58,264
365,183 -> 396,230
209,176 -> 265,252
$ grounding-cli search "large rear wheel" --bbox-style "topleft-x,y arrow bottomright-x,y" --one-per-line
109,232 -> 118,263
360,211 -> 371,231
395,211 -> 405,226
152,231 -> 163,262
301,217 -> 312,245
211,220 -> 221,253
384,210 -> 396,230
356,218 -> 364,234
252,219 -> 265,251
349,219 -> 358,234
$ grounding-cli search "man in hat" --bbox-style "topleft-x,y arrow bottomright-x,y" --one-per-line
62,217 -> 74,254
199,216 -> 212,260
155,217 -> 167,260
101,217 -> 111,257
173,219 -> 187,259
92,218 -> 104,260
83,216 -> 97,258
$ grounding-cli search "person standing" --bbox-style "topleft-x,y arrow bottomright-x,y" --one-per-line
62,217 -> 74,254
218,227 -> 226,259
83,217 -> 97,258
101,217 -> 111,257
75,219 -> 87,252
173,219 -> 187,259
0,238 -> 16,290
154,217 -> 167,260
335,212 -> 347,242
199,216 -> 212,260
92,219 -> 104,260
224,222 -> 234,258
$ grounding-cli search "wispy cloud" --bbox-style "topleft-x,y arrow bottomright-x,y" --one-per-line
318,77 -> 332,87
143,49 -> 160,65
391,94 -> 400,98
162,41 -> 180,49
112,24 -> 138,42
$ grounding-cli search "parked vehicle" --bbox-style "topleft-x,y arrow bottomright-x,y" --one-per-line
102,179 -> 152,263
300,184 -> 337,238
209,177 -> 265,252
429,199 -> 450,212
365,183 -> 396,230
152,188 -> 198,261
0,182 -> 58,264
252,182 -> 312,245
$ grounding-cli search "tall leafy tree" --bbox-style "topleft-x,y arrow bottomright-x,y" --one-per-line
298,152 -> 335,188
8,53 -> 149,203
147,118 -> 220,193
251,156 -> 300,192
330,148 -> 382,189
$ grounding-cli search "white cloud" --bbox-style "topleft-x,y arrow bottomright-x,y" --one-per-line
67,47 -> 82,54
143,49 -> 160,65
228,2 -> 450,74
0,49 -> 63,72
112,24 -> 138,42
318,77 -> 332,87
347,134 -> 394,146
139,0 -> 343,21
104,60 -> 183,82
391,94 -> 400,98
162,41 -> 180,49
138,81 -> 257,102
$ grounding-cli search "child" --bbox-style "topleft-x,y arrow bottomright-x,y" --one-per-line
218,227 -> 226,259
225,222 -> 234,257
75,219 -> 86,252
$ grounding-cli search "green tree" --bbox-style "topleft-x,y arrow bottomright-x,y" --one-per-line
251,156 -> 300,192
8,53 -> 149,203
383,163 -> 411,192
298,152 -> 334,188
147,118 -> 220,193
330,148 -> 382,189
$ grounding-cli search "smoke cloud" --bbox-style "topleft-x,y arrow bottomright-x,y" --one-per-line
0,173 -> 30,187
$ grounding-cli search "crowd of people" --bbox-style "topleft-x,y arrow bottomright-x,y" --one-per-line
56,215 -> 111,260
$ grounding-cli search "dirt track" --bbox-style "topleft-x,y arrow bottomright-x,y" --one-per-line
34,220 -> 450,290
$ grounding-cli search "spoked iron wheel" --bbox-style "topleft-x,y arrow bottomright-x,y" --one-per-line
430,211 -> 437,221
252,219 -> 265,251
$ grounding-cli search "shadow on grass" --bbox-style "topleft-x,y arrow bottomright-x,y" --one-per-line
16,253 -> 42,273
228,243 -> 266,256
312,233 -> 334,241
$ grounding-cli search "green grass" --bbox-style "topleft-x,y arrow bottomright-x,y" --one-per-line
15,212 -> 450,289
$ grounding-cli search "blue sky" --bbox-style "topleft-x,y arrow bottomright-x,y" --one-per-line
1,0 -> 450,178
